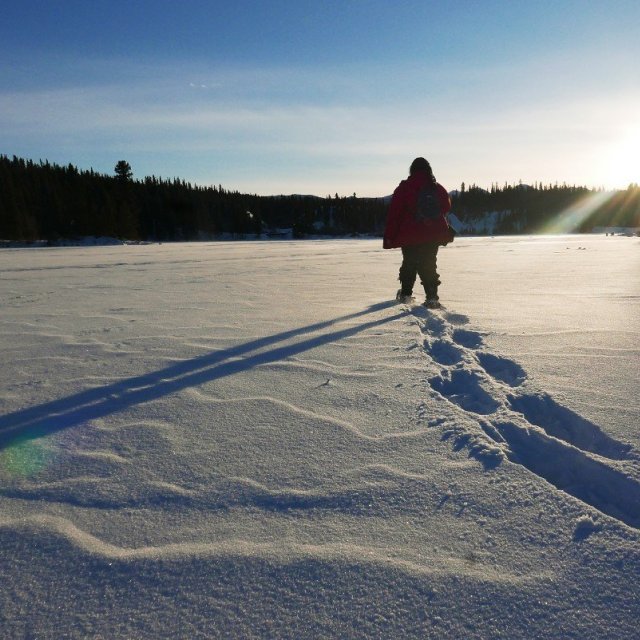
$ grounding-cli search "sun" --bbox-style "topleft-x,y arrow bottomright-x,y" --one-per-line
601,126 -> 640,189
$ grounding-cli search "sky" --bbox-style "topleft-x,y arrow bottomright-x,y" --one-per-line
1,0 -> 639,197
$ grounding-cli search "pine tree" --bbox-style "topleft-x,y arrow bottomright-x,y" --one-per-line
114,160 -> 133,182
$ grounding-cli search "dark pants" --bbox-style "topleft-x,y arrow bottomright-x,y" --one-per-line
399,242 -> 440,298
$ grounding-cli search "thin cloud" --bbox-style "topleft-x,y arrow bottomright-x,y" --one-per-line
2,56 -> 638,194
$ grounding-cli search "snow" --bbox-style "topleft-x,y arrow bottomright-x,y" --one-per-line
1,235 -> 639,639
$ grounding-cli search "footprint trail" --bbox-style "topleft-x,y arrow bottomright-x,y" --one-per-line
410,305 -> 640,530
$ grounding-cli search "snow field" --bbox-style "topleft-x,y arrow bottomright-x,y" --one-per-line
1,237 -> 639,639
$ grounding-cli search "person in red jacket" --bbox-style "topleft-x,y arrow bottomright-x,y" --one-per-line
383,157 -> 452,308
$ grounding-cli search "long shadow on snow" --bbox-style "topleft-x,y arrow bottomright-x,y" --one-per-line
0,301 -> 404,450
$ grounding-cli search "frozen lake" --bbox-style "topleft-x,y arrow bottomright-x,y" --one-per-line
1,235 -> 639,638
441,234 -> 640,447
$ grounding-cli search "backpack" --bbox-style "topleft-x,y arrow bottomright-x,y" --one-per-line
414,184 -> 441,222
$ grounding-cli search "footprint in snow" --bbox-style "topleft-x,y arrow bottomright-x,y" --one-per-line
488,418 -> 640,530
428,339 -> 465,366
441,311 -> 470,326
507,392 -> 632,461
476,352 -> 527,387
422,313 -> 447,337
429,369 -> 500,415
451,328 -> 484,349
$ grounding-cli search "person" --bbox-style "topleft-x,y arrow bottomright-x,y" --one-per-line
383,157 -> 453,308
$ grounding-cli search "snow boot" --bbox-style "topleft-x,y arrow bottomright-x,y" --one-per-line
424,297 -> 441,309
396,289 -> 415,303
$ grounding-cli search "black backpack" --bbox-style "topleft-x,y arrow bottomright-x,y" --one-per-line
414,184 -> 441,222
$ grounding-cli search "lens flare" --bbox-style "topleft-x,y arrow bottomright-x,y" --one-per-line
0,436 -> 52,477
537,190 -> 615,234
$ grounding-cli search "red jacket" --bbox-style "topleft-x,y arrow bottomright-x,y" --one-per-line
383,172 -> 451,248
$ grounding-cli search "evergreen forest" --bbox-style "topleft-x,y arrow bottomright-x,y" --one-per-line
1,155 -> 638,243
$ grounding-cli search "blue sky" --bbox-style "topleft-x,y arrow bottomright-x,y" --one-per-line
1,1 -> 639,196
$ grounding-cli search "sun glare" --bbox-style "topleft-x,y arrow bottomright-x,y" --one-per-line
538,190 -> 615,234
601,126 -> 640,189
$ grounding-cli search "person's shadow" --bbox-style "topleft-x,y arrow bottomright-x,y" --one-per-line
1,301 -> 406,450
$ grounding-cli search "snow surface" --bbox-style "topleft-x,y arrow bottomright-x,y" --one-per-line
1,235 -> 639,639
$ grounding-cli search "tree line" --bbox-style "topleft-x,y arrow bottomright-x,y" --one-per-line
0,156 -> 387,242
452,181 -> 640,234
1,155 -> 638,242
